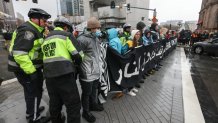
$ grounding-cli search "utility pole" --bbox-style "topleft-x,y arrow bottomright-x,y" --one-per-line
56,0 -> 59,17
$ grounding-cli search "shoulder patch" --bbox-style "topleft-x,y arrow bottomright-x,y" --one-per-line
24,31 -> 34,40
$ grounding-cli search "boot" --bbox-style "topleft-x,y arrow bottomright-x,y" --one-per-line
142,75 -> 146,79
90,104 -> 104,111
82,111 -> 96,123
139,79 -> 144,83
28,116 -> 50,123
135,83 -> 141,88
26,106 -> 45,119
112,92 -> 124,100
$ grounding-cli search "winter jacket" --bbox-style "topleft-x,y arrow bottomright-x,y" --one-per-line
8,21 -> 44,74
142,35 -> 153,46
77,32 -> 101,82
151,31 -> 160,42
41,27 -> 83,78
108,28 -> 128,54
119,31 -> 131,46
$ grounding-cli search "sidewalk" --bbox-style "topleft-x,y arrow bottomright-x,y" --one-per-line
0,48 -> 204,123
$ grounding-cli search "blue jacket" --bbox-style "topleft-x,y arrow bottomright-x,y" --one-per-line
108,28 -> 123,54
142,35 -> 153,46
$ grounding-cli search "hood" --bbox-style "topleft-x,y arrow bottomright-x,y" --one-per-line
131,30 -> 140,39
107,28 -> 118,40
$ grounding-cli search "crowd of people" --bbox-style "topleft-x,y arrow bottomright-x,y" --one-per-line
7,8 -> 176,123
178,29 -> 218,46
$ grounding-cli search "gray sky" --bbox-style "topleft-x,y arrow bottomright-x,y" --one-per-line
13,0 -> 202,22
12,0 -> 59,21
149,0 -> 202,22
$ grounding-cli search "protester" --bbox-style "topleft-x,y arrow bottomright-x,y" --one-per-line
142,29 -> 153,46
150,23 -> 160,42
107,28 -> 129,98
77,17 -> 104,123
125,30 -> 142,96
108,28 -> 128,54
41,16 -> 83,123
212,30 -> 218,39
191,31 -> 199,46
159,28 -> 168,40
136,21 -> 146,45
150,23 -> 162,71
8,8 -> 51,123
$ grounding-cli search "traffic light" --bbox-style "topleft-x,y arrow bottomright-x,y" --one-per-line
127,3 -> 130,11
32,0 -> 38,3
110,1 -> 115,9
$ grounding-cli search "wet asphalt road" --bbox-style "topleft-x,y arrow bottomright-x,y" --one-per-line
184,46 -> 218,123
0,39 -> 15,82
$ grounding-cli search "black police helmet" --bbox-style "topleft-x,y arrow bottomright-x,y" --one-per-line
54,16 -> 73,32
28,8 -> 51,19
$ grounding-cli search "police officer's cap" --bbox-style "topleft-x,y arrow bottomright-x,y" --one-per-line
28,8 -> 51,19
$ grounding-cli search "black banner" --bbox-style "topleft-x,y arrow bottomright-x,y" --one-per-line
106,39 -> 177,90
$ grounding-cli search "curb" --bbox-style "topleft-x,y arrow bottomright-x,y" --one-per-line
1,78 -> 17,86
181,48 -> 205,123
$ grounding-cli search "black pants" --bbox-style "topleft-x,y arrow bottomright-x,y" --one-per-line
14,69 -> 43,121
80,79 -> 99,112
46,73 -> 81,123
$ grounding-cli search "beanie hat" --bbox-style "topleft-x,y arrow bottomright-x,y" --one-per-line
131,30 -> 140,39
136,21 -> 146,30
150,23 -> 158,31
87,17 -> 101,29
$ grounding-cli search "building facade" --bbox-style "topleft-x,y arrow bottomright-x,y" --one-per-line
0,0 -> 16,33
83,0 -> 150,28
59,0 -> 84,24
198,0 -> 218,31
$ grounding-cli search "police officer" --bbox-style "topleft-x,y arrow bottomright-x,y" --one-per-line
119,23 -> 132,46
8,8 -> 51,123
41,16 -> 83,123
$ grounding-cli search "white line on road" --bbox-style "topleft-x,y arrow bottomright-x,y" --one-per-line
1,78 -> 17,86
181,48 -> 205,123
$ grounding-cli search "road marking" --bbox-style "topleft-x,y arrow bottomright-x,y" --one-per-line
1,78 -> 17,86
181,48 -> 205,123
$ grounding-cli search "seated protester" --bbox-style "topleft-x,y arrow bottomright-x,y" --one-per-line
142,29 -> 153,46
108,28 -> 128,55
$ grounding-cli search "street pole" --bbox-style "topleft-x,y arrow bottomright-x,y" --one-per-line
56,0 -> 59,17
